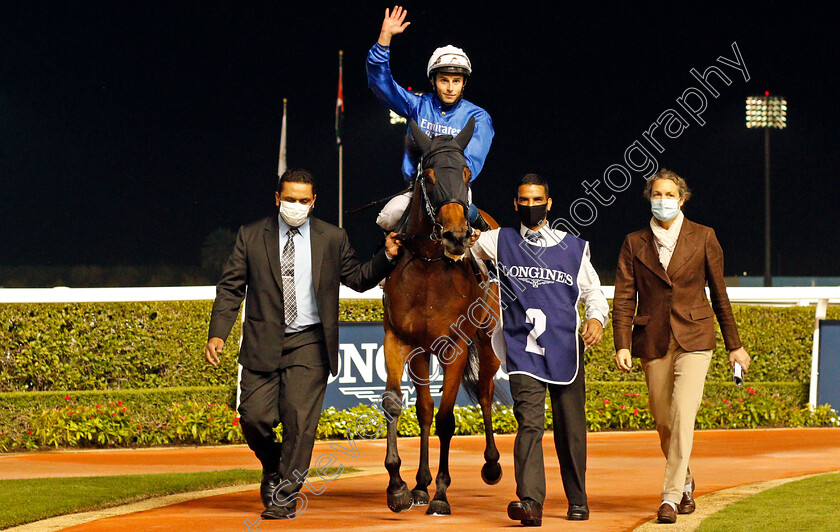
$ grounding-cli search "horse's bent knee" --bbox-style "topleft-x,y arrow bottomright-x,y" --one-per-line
381,391 -> 403,420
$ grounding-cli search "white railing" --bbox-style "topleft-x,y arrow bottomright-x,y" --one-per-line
3,285 -> 840,305
0,285 -> 382,303
2,285 -> 839,408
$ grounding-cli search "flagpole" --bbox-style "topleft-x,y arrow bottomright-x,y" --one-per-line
338,50 -> 344,228
278,98 -> 287,179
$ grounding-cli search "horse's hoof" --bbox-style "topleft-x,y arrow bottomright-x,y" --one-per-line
481,461 -> 503,485
426,499 -> 451,516
387,485 -> 413,513
411,489 -> 430,506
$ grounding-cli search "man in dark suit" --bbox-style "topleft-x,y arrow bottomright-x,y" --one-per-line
205,168 -> 400,519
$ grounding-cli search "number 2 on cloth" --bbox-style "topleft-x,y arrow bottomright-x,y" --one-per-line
525,308 -> 546,356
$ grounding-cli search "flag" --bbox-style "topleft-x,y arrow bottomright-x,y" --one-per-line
278,98 -> 287,177
335,50 -> 344,146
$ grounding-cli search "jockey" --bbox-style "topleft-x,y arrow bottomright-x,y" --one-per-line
367,5 -> 494,232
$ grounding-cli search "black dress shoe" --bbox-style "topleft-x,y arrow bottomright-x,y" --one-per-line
260,471 -> 280,508
508,498 -> 542,526
678,479 -> 696,514
261,504 -> 294,520
657,502 -> 677,524
567,503 -> 590,521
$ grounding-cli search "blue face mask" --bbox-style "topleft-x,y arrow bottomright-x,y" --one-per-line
650,198 -> 680,222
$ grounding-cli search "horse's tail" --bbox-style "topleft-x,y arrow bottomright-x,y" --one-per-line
460,342 -> 482,404
461,342 -> 511,406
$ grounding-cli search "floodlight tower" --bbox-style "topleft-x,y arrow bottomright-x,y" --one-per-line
746,92 -> 787,287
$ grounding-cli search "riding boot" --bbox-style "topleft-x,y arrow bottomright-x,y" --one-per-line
472,210 -> 491,232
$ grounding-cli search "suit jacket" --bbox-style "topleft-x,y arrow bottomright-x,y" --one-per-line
612,218 -> 742,359
208,215 -> 393,375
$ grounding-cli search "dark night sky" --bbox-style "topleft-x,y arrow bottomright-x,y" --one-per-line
2,2 -> 838,278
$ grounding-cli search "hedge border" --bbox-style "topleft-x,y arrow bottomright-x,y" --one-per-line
0,381 -> 818,452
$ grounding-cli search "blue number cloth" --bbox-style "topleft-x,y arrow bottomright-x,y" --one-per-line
495,227 -> 586,384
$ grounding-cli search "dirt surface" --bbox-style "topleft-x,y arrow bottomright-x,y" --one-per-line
3,428 -> 839,531
0,445 -> 263,479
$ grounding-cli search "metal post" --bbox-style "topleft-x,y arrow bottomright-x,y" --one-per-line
809,298 -> 829,409
764,126 -> 771,287
339,143 -> 344,228
338,50 -> 344,228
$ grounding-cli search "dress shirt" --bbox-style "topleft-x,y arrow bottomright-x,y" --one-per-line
278,214 -> 321,332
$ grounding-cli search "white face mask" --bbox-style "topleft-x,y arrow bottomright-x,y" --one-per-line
650,198 -> 680,222
279,200 -> 312,227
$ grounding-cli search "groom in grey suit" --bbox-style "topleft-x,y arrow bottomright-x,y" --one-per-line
205,168 -> 400,519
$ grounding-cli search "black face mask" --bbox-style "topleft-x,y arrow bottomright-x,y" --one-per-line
517,203 -> 548,227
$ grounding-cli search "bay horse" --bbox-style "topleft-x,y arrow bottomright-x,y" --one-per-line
381,117 -> 503,516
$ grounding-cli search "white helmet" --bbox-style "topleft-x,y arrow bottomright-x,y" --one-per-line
426,45 -> 472,79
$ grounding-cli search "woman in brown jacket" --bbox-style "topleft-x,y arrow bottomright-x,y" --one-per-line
613,169 -> 750,524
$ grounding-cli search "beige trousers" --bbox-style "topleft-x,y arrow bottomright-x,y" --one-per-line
641,334 -> 712,504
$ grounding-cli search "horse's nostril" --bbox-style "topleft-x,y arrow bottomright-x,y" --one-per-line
443,231 -> 468,244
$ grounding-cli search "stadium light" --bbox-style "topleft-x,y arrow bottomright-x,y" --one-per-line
746,94 -> 787,129
389,110 -> 407,125
746,93 -> 787,287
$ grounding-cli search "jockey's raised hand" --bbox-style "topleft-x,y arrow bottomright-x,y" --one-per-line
366,4 -> 494,231
378,5 -> 410,46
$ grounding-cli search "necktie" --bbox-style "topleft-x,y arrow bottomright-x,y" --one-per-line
281,228 -> 298,325
525,230 -> 542,243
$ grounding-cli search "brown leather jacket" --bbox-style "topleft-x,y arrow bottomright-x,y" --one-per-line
613,218 -> 742,359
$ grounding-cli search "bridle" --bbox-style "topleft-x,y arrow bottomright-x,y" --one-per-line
395,146 -> 472,263
395,118 -> 476,263
416,145 -> 471,241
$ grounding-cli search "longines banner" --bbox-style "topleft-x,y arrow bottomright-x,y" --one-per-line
326,322 -> 511,410
818,320 -> 840,410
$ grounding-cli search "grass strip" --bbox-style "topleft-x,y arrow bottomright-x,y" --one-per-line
0,467 -> 350,529
698,472 -> 840,531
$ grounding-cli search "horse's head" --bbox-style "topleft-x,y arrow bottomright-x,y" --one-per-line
409,117 -> 475,261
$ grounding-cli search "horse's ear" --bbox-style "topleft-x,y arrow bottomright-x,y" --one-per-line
408,120 -> 432,153
454,117 -> 475,150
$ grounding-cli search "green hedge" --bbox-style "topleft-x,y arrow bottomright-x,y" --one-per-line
585,304 -> 840,383
2,300 -> 835,392
0,301 -> 240,392
0,298 -> 836,452
0,387 -> 234,449
1,382 -> 834,452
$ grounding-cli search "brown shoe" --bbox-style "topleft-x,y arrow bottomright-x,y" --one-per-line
657,502 -> 677,524
678,479 -> 696,514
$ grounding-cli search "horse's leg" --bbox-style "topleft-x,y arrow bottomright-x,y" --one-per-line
427,343 -> 469,516
408,349 -> 434,506
474,327 -> 503,485
383,330 -> 413,513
